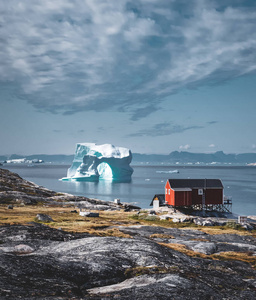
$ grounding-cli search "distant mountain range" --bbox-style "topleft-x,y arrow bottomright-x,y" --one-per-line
1,151 -> 256,165
132,151 -> 256,164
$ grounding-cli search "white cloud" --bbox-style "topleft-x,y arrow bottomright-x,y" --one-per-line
128,122 -> 203,137
252,144 -> 256,149
1,0 -> 256,117
179,144 -> 191,150
209,144 -> 215,148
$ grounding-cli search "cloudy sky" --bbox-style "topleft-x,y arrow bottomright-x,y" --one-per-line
0,0 -> 256,155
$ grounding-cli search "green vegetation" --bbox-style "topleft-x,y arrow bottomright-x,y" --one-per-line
225,220 -> 244,230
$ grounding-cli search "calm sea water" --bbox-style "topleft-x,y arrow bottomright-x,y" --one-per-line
2,164 -> 256,216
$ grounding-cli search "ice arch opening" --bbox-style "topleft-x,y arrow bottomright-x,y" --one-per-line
97,162 -> 113,180
62,143 -> 133,182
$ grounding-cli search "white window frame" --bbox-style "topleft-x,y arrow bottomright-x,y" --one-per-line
198,189 -> 203,195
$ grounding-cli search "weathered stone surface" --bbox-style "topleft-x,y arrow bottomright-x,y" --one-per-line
191,242 -> 217,255
224,242 -> 256,252
87,274 -> 191,295
0,168 -> 56,197
0,223 -> 256,299
172,216 -> 193,223
160,214 -> 173,220
36,213 -> 54,223
0,168 -> 139,210
202,219 -> 214,226
1,168 -> 256,299
12,244 -> 35,254
242,223 -> 254,231
193,217 -> 218,226
117,225 -> 256,255
79,211 -> 99,217
172,217 -> 180,223
214,219 -> 227,226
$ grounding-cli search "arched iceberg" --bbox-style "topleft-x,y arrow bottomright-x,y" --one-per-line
62,143 -> 133,182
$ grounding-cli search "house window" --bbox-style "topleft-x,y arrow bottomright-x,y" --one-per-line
166,188 -> 167,194
198,189 -> 203,195
168,189 -> 170,195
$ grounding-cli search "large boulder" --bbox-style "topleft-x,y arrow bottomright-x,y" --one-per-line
36,214 -> 54,223
79,211 -> 99,217
191,242 -> 218,255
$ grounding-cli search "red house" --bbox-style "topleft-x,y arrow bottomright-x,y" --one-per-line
165,179 -> 223,207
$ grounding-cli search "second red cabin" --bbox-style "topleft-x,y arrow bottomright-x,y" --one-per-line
165,179 -> 223,207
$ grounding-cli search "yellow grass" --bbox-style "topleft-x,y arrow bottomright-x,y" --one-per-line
0,204 -> 255,239
149,233 -> 175,239
0,204 -> 137,237
159,243 -> 209,259
212,251 -> 256,267
131,214 -> 255,236
160,243 -> 256,268
1,204 -> 256,266
197,227 -> 253,236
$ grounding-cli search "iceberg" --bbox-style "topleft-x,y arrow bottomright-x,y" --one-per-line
62,143 -> 133,182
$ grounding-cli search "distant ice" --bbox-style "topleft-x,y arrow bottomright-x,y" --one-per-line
62,143 -> 133,182
156,170 -> 179,174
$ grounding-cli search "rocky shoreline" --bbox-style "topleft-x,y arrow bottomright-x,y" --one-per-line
0,168 -> 139,210
0,168 -> 256,299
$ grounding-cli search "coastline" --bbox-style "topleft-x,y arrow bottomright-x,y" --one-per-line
1,168 -> 256,299
1,163 -> 256,216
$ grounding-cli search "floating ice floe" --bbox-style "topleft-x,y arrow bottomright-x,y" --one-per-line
156,170 -> 179,174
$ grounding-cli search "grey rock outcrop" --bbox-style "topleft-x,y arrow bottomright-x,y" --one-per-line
35,214 -> 54,223
191,242 -> 217,255
0,223 -> 256,299
79,211 -> 99,217
87,274 -> 191,296
0,168 -> 140,210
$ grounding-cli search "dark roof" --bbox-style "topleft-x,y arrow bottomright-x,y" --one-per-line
167,179 -> 223,189
172,188 -> 192,191
150,194 -> 165,206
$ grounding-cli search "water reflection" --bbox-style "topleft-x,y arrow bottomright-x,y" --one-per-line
70,180 -> 133,203
2,164 -> 256,214
59,165 -> 256,213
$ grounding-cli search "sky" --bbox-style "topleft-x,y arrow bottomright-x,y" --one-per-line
0,0 -> 256,155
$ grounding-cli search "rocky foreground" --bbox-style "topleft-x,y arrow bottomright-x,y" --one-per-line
0,168 -> 256,299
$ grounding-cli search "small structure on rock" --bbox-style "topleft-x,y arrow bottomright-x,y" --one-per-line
150,194 -> 165,209
114,198 -> 121,204
238,216 -> 247,225
151,179 -> 232,213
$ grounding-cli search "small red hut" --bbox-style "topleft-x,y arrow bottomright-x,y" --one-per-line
165,179 -> 223,207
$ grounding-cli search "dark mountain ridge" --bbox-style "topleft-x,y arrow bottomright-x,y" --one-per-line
133,151 -> 256,164
1,151 -> 256,164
